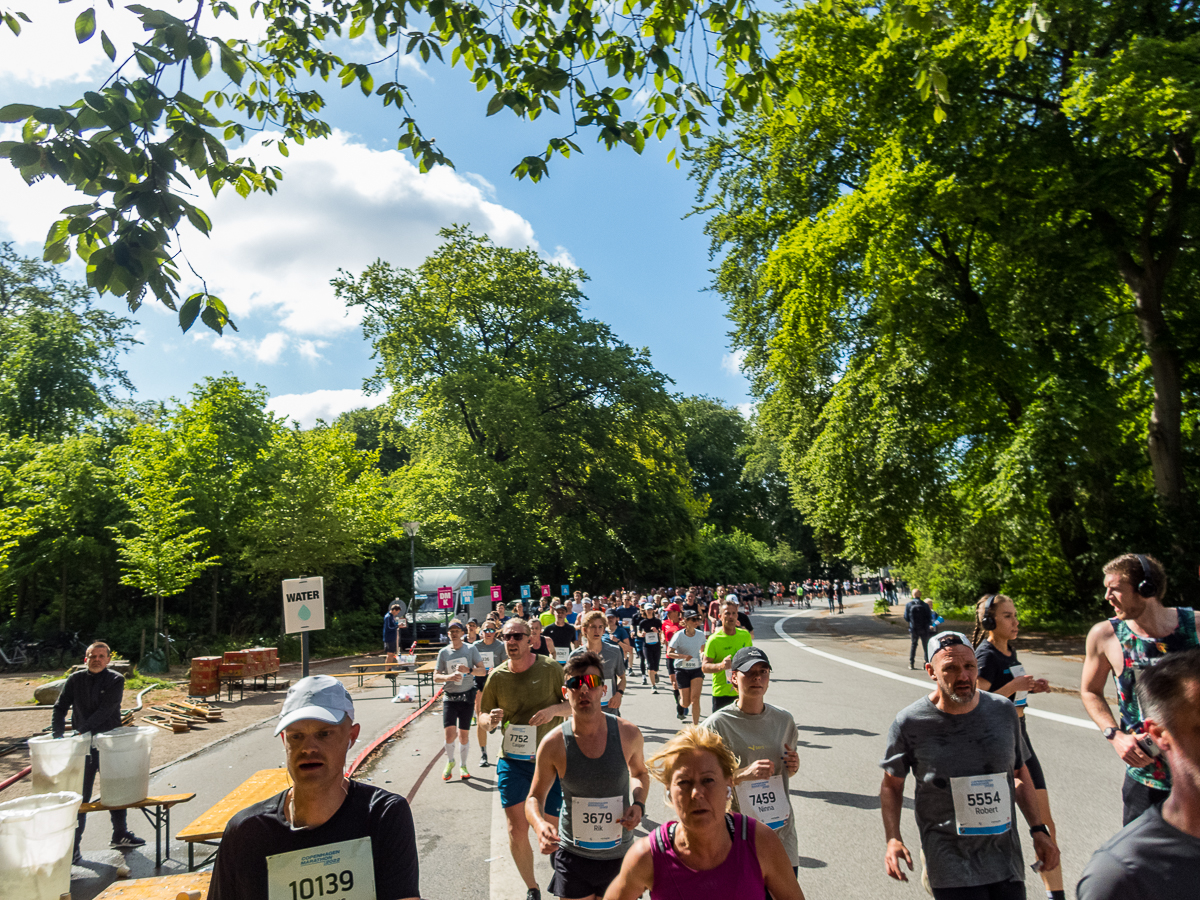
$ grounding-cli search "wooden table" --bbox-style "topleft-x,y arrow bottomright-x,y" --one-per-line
80,793 -> 196,868
415,661 -> 437,702
176,768 -> 291,870
93,871 -> 211,899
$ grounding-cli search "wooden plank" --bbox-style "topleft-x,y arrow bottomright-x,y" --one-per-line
93,870 -> 211,899
176,768 -> 292,843
80,793 -> 196,814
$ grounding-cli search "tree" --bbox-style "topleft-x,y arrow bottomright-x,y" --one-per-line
0,245 -> 138,441
695,0 -> 1200,613
336,225 -> 701,584
111,426 -> 217,656
241,425 -> 400,579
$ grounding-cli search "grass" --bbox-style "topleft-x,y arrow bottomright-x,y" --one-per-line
124,671 -> 179,692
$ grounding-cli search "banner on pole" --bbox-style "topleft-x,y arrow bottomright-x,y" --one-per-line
282,577 -> 326,634
541,584 -> 552,598
520,585 -> 531,599
491,585 -> 503,603
437,586 -> 454,609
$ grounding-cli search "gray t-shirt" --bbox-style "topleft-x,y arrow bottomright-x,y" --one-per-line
668,630 -> 706,670
702,702 -> 800,865
880,692 -> 1027,889
436,643 -> 482,695
1077,804 -> 1200,900
570,643 -> 625,708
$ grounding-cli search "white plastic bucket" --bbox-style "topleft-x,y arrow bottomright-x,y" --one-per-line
27,734 -> 90,796
93,726 -> 156,806
0,791 -> 81,900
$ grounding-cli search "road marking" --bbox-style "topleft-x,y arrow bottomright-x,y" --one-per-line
773,614 -> 1096,730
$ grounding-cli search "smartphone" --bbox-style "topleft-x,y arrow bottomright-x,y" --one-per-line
1137,734 -> 1162,759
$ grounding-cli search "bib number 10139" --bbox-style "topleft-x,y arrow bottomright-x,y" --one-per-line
289,871 -> 355,900
267,837 -> 375,900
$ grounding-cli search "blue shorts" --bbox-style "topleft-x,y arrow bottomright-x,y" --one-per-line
497,756 -> 562,815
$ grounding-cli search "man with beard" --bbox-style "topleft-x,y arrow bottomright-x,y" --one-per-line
880,631 -> 1059,899
1081,553 -> 1198,824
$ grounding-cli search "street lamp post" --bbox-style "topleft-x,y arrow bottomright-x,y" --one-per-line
404,522 -> 420,635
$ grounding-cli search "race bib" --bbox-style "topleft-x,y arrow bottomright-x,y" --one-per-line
266,837 -> 375,900
478,650 -> 495,671
571,796 -> 623,850
644,632 -> 659,645
676,657 -> 699,670
1009,664 -> 1028,708
448,658 -> 469,683
555,646 -> 570,663
735,775 -> 789,830
950,773 -> 1011,835
502,723 -> 536,761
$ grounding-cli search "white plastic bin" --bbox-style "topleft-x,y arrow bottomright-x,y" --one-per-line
93,726 -> 156,806
0,790 -> 81,900
27,734 -> 90,796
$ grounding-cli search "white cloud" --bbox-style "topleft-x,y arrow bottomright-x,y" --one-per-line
737,402 -> 756,419
721,349 -> 747,376
546,245 -> 577,269
255,331 -> 289,364
0,127 -> 560,342
268,386 -> 390,428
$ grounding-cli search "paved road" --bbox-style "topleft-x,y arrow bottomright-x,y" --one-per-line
71,597 -> 1132,899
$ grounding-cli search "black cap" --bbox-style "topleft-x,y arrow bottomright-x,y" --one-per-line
731,646 -> 771,673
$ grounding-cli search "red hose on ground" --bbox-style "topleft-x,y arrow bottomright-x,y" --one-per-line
0,766 -> 31,793
346,687 -> 444,777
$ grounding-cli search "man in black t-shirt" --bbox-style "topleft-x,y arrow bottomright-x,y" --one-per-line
209,676 -> 419,900
544,604 -> 579,662
1078,647 -> 1200,899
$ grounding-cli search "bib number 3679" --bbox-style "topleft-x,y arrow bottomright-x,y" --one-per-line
267,837 -> 375,900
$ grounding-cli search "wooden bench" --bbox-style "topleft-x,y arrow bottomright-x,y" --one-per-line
80,793 -> 195,868
93,871 -> 211,899
176,768 -> 292,870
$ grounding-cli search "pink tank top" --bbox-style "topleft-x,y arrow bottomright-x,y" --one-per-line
649,813 -> 764,900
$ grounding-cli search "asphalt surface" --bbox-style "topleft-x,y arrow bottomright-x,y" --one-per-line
68,596 -> 1131,899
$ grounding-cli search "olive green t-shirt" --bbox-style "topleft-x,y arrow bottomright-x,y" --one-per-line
704,628 -> 753,697
479,654 -> 565,760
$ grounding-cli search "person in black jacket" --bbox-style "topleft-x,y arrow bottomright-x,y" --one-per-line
52,641 -> 144,861
904,591 -> 934,670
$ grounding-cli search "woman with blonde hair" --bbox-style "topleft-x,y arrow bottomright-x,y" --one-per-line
973,593 -> 1063,899
603,726 -> 803,900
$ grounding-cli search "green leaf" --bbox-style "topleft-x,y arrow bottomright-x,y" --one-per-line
0,104 -> 39,123
179,294 -> 203,332
9,143 -> 41,167
192,46 -> 213,79
101,30 -> 116,61
75,8 -> 96,43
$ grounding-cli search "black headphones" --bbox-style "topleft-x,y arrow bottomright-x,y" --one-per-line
1135,554 -> 1157,598
981,594 -> 999,631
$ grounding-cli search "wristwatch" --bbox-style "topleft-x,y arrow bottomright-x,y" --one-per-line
1102,726 -> 1120,740
615,688 -> 625,694
1029,824 -> 1050,837
631,800 -> 646,814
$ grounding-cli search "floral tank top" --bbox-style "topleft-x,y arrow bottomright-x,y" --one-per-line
1110,608 -> 1197,789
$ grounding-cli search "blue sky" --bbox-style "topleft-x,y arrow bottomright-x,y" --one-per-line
0,3 -> 752,425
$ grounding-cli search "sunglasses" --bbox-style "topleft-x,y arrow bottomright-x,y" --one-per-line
483,628 -> 497,634
565,673 -> 603,690
503,632 -> 530,641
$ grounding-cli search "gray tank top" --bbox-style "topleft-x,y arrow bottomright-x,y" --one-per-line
559,714 -> 632,860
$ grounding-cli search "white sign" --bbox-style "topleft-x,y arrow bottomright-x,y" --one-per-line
266,836 -> 374,900
282,577 -> 326,634
951,773 -> 1012,836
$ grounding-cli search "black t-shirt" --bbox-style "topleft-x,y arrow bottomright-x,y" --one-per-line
975,639 -> 1019,696
737,612 -> 754,633
208,781 -> 419,900
681,602 -> 701,620
543,623 -> 576,649
636,616 -> 664,637
1077,804 -> 1200,900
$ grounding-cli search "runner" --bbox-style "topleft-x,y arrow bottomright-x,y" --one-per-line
1077,647 -> 1200,899
473,621 -> 503,767
1081,552 -> 1199,824
905,589 -> 933,670
636,603 -> 664,694
702,647 -> 801,886
702,598 -> 753,714
531,617 -> 557,659
481,618 -> 571,900
971,594 -> 1062,900
527,651 -> 650,900
603,726 -> 804,900
668,610 -> 706,724
545,603 -> 579,664
662,602 -> 684,714
575,610 -> 627,716
434,619 -> 486,782
880,631 -> 1059,899
604,611 -> 634,673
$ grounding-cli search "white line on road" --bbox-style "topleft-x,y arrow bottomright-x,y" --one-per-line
773,614 -> 1096,730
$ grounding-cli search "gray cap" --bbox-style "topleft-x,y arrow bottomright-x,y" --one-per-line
274,675 -> 354,736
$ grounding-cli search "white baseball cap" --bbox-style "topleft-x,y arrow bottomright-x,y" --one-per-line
274,675 -> 355,736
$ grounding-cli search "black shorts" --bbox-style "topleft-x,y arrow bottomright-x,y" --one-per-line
712,694 -> 736,714
931,880 -> 1025,900
643,642 -> 662,671
549,848 -> 624,900
676,667 -> 703,688
1017,716 -> 1046,791
443,689 -> 476,729
475,675 -> 488,691
666,658 -> 676,676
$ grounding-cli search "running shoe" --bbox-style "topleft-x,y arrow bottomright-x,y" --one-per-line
443,760 -> 454,781
641,675 -> 647,685
526,889 -> 541,900
651,687 -> 657,694
111,833 -> 145,849
460,765 -> 471,780
480,750 -> 490,767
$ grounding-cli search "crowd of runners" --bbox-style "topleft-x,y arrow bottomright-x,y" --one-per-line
190,554 -> 1200,900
